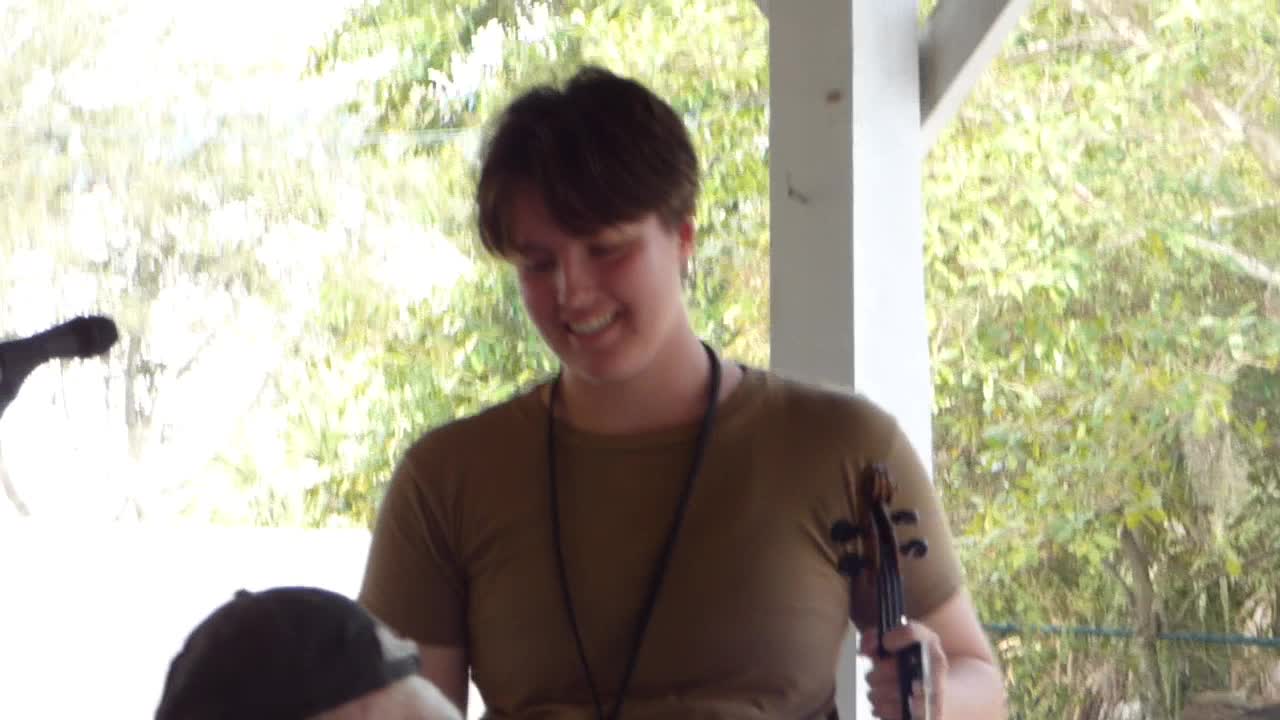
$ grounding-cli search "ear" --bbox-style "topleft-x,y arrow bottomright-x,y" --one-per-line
677,217 -> 696,263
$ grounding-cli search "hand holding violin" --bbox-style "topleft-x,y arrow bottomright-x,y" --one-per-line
860,623 -> 948,719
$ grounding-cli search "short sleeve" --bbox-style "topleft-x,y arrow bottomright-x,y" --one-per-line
357,436 -> 468,648
850,415 -> 966,630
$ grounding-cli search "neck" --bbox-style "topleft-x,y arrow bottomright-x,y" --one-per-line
556,328 -> 729,435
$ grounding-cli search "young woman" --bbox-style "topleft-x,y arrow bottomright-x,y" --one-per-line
358,66 -> 1006,720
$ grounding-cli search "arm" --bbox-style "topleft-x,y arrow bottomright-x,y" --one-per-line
851,408 -> 1005,718
861,588 -> 1007,720
418,644 -> 470,715
358,436 -> 473,714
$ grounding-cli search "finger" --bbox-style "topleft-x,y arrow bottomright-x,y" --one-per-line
881,623 -> 933,653
879,625 -> 913,652
910,676 -> 944,719
864,663 -> 899,686
866,688 -> 901,720
928,633 -> 951,675
910,678 -> 926,711
859,629 -> 880,655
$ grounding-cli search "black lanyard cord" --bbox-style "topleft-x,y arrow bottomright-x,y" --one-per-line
547,341 -> 722,720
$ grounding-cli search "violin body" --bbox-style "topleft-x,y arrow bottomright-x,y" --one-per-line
830,462 -> 932,720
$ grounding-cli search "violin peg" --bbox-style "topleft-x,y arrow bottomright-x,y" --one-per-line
829,519 -> 863,544
899,539 -> 928,558
837,553 -> 866,577
890,509 -> 919,525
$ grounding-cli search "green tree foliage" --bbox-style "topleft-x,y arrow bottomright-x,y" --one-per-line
302,0 -> 1279,714
928,0 -> 1280,714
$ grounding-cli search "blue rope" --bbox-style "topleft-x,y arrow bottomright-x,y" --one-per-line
983,623 -> 1280,649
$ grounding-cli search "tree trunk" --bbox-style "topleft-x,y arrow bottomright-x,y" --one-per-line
1121,526 -> 1168,718
123,332 -> 152,464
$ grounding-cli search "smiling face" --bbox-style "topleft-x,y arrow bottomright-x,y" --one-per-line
509,188 -> 694,385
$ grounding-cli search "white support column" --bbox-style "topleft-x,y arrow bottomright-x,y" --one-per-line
768,1 -> 930,719
768,0 -> 857,391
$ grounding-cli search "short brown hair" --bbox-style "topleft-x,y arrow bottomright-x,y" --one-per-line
476,66 -> 700,257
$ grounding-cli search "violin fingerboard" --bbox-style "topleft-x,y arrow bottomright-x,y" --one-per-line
897,641 -> 931,720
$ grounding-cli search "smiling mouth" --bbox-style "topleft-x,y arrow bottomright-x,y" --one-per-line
567,311 -> 617,336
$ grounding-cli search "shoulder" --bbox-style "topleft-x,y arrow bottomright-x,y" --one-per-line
402,384 -> 544,469
373,384 -> 546,539
749,370 -> 900,452
384,383 -> 546,511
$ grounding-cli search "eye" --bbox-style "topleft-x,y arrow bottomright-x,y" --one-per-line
520,255 -> 555,274
589,242 -> 628,260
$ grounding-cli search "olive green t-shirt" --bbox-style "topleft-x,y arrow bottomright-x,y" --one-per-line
359,368 -> 964,719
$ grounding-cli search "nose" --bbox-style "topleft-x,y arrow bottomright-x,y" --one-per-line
555,248 -> 597,306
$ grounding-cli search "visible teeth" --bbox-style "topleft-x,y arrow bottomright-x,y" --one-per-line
569,312 -> 616,335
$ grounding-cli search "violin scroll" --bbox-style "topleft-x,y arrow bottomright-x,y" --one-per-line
828,463 -> 929,577
829,461 -> 933,720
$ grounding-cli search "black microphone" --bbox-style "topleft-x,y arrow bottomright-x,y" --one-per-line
0,315 -> 119,420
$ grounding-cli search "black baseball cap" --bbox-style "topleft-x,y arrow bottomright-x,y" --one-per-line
155,586 -> 421,720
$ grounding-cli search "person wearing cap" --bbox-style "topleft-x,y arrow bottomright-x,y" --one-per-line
155,586 -> 462,720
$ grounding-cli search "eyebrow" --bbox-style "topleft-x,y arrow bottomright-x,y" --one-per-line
511,227 -> 639,257
510,242 -> 549,257
595,228 -> 642,244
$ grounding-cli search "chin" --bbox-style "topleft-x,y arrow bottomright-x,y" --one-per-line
556,337 -> 650,386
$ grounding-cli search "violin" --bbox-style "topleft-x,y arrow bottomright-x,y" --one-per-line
830,462 -> 931,720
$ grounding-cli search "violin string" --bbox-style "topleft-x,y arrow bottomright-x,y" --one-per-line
896,540 -> 906,620
883,565 -> 892,643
